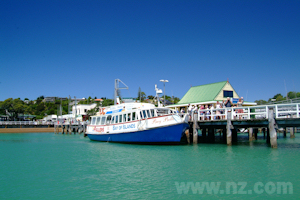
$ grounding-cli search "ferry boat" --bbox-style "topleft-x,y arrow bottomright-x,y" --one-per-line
86,102 -> 189,144
86,80 -> 189,144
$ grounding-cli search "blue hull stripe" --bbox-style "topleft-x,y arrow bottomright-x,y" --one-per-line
87,123 -> 189,143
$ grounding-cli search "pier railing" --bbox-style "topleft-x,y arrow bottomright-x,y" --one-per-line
185,103 -> 300,121
0,121 -> 90,126
0,121 -> 52,125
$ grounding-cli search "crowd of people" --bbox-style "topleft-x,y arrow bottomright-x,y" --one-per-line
181,97 -> 244,120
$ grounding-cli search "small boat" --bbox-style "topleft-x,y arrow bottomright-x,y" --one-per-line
86,80 -> 189,144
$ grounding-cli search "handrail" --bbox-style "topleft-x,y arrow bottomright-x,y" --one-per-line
0,121 -> 52,125
0,121 -> 89,126
183,102 -> 300,121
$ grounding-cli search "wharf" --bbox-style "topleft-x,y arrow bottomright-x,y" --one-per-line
186,103 -> 300,148
0,122 -> 56,133
54,122 -> 87,136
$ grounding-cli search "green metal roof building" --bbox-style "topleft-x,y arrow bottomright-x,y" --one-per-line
167,81 -> 256,110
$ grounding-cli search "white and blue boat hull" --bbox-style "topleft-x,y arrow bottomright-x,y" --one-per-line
87,123 -> 189,144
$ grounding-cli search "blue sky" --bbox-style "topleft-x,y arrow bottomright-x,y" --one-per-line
1,0 -> 299,102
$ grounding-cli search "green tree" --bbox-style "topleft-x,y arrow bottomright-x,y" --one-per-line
255,99 -> 268,105
102,99 -> 114,107
86,104 -> 100,116
173,97 -> 180,104
268,93 -> 284,102
287,91 -> 297,99
0,98 -> 26,120
137,87 -> 146,102
147,95 -> 155,100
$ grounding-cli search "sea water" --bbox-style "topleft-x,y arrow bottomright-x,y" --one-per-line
0,132 -> 299,200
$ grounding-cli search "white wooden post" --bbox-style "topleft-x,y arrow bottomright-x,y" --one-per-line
268,108 -> 277,148
193,113 -> 198,144
227,111 -> 233,146
247,107 -> 250,119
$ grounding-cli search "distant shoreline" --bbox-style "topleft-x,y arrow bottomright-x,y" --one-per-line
0,127 -> 61,133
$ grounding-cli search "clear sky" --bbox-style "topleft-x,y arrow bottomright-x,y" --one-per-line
1,0 -> 299,102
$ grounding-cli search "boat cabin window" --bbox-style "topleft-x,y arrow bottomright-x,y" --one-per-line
100,116 -> 106,125
106,115 -> 112,124
150,109 -> 155,117
142,110 -> 147,118
140,111 -> 143,119
96,117 -> 101,125
91,117 -> 96,125
119,115 -> 122,123
123,114 -> 127,122
157,109 -> 169,116
127,113 -> 131,122
111,116 -> 115,124
146,110 -> 151,118
132,112 -> 136,121
115,115 -> 118,124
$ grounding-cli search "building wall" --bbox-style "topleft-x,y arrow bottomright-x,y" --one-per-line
215,82 -> 239,101
72,103 -> 97,117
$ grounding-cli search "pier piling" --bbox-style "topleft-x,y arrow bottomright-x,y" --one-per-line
254,128 -> 258,140
249,128 -> 253,141
268,108 -> 277,148
226,111 -> 233,146
290,127 -> 295,138
193,113 -> 198,144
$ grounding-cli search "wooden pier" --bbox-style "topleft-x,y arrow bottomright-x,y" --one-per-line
186,103 -> 300,148
54,122 -> 87,136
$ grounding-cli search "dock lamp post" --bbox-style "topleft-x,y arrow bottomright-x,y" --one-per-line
160,79 -> 169,107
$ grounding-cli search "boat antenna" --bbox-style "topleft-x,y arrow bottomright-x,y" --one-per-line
114,79 -> 129,105
155,84 -> 163,107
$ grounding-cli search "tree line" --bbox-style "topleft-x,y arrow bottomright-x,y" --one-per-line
255,91 -> 300,105
0,96 -> 114,120
0,88 -> 180,120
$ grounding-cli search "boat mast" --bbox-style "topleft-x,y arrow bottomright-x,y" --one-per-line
114,79 -> 129,105
155,84 -> 163,107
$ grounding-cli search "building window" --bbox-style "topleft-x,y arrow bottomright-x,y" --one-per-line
223,90 -> 233,98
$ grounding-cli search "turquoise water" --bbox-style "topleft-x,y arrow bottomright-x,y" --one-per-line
0,133 -> 299,199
